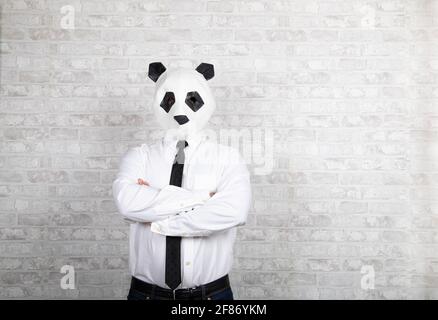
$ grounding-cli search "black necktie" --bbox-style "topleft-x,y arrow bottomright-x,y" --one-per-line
165,140 -> 188,290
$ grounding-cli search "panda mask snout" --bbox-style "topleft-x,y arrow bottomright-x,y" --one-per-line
173,115 -> 189,125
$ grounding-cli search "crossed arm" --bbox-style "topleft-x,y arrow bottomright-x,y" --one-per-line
112,146 -> 252,237
112,147 -> 212,223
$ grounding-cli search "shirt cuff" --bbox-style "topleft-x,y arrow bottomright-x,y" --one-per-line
150,219 -> 169,235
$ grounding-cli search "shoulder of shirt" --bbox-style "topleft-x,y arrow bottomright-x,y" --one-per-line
124,141 -> 161,158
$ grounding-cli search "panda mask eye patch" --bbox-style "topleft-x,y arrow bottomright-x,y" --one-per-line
185,91 -> 204,112
160,91 -> 175,113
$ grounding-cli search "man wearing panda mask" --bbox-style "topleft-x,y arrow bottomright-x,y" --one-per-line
112,62 -> 252,300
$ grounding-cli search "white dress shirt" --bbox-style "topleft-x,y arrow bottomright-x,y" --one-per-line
112,131 -> 252,289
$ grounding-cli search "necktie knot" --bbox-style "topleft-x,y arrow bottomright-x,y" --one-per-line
174,140 -> 188,165
177,140 -> 188,150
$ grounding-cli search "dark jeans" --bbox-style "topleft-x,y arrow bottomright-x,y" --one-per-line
127,286 -> 234,300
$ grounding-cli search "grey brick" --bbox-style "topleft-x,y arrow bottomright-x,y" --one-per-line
1,0 -> 437,300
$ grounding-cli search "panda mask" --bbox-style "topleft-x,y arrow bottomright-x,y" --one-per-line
148,62 -> 215,140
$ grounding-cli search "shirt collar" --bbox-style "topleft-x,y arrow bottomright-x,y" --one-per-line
162,129 -> 207,150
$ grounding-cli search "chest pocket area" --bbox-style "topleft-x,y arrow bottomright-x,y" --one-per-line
185,161 -> 219,192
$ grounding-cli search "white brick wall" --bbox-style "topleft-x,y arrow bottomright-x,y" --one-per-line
1,0 -> 438,299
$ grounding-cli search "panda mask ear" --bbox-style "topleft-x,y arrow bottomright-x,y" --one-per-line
148,62 -> 166,82
195,63 -> 214,81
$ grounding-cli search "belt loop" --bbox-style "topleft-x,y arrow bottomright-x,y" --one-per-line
201,284 -> 206,300
151,284 -> 156,299
173,289 -> 176,300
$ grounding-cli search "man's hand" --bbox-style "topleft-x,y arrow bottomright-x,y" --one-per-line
137,178 -> 149,186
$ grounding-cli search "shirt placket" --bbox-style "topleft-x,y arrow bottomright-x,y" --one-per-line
182,237 -> 194,288
181,144 -> 194,288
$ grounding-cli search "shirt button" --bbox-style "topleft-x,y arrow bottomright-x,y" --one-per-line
185,261 -> 191,266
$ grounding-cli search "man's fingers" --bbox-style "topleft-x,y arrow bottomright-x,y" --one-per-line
137,178 -> 149,186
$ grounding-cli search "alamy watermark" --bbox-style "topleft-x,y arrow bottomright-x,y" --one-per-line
359,4 -> 376,28
360,265 -> 375,290
60,5 -> 75,30
60,265 -> 76,290
164,127 -> 275,176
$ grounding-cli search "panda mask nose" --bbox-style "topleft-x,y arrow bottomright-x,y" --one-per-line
173,115 -> 189,125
